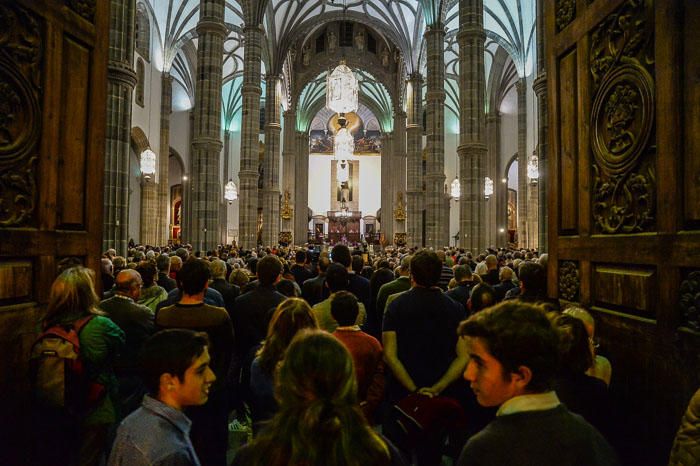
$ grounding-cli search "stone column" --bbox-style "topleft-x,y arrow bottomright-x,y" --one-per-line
221,130 -> 231,244
262,75 -> 281,246
294,131 -> 310,243
527,165 -> 539,249
534,0 -> 548,252
380,132 -> 394,240
190,0 -> 226,252
487,111 -> 504,246
238,24 -> 264,249
181,110 -> 195,242
140,180 -> 158,245
104,0 -> 137,255
425,26 -> 447,249
393,109 -> 407,236
158,73 -> 172,244
516,78 -> 528,248
406,74 -> 424,247
458,0 -> 487,254
281,108 -> 296,242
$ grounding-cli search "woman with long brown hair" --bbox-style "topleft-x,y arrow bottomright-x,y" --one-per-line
235,330 -> 404,466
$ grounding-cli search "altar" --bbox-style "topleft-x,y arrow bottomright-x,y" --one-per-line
327,210 -> 362,244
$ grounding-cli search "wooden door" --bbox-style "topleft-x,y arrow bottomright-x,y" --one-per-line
0,1 -> 108,464
546,0 -> 700,463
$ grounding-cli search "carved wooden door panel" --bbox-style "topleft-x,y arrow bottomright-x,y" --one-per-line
546,0 -> 700,463
0,2 -> 108,464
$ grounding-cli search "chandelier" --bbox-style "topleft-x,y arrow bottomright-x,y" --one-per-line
224,179 -> 238,204
336,159 -> 350,183
140,148 -> 157,180
334,127 -> 354,161
326,61 -> 358,115
484,177 -> 494,199
450,176 -> 460,200
527,153 -> 539,182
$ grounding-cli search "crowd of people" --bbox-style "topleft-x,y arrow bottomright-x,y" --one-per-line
29,241 -> 700,465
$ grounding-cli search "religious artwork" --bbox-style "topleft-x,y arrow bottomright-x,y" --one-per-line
590,0 -> 655,234
394,192 -> 406,221
393,232 -> 407,246
381,48 -> 390,67
280,189 -> 293,220
309,120 -> 382,156
354,31 -> 365,51
327,30 -> 337,53
278,231 -> 292,245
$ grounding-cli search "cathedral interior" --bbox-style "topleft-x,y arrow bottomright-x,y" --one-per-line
0,0 -> 699,464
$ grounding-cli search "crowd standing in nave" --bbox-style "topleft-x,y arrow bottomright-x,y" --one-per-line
28,239 -> 700,466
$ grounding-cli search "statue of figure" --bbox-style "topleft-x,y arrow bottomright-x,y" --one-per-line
328,30 -> 337,53
381,47 -> 390,67
289,46 -> 297,63
302,44 -> 311,66
355,31 -> 365,51
281,189 -> 293,220
394,192 -> 406,221
394,48 -> 400,62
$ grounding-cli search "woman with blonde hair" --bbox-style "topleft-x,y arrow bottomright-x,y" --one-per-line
234,330 -> 403,466
35,266 -> 125,466
249,298 -> 318,428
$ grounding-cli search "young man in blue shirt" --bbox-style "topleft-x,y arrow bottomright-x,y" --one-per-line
108,329 -> 215,466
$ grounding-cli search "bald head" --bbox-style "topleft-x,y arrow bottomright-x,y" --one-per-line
115,269 -> 143,300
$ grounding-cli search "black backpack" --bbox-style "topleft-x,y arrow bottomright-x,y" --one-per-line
29,315 -> 104,416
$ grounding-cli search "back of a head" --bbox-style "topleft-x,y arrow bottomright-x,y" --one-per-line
485,254 -> 497,268
209,258 -> 227,280
276,279 -> 299,297
46,266 -> 99,327
475,261 -> 488,276
499,266 -> 514,282
552,313 -> 593,375
175,248 -> 189,262
169,255 -> 183,272
135,261 -> 157,287
330,290 -> 359,327
258,298 -> 317,373
115,269 -> 142,295
436,250 -> 446,263
325,263 -> 349,292
454,264 -> 473,283
295,250 -> 307,264
458,301 -> 559,393
156,253 -> 171,272
257,255 -> 283,286
410,250 -> 442,287
331,244 -> 352,268
139,329 -> 209,396
318,256 -> 331,273
469,283 -> 497,312
178,259 -> 211,295
229,268 -> 250,287
351,255 -> 364,274
563,306 -> 596,337
518,261 -> 546,294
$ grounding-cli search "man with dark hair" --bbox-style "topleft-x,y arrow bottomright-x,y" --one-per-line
468,283 -> 497,314
100,269 -> 155,415
383,250 -> 468,465
108,329 -> 215,466
156,259 -> 234,466
446,264 -> 476,311
505,261 -> 559,310
457,302 -> 618,465
330,244 -> 371,313
156,253 -> 177,292
302,255 -> 330,306
312,263 -> 366,332
290,250 -> 312,288
331,291 -> 384,424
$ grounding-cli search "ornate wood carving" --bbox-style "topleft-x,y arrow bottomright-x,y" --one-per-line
65,0 -> 96,22
680,271 -> 700,331
559,261 -> 580,302
556,0 -> 576,32
590,0 -> 656,234
0,4 -> 42,227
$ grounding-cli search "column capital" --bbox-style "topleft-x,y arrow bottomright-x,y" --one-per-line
243,24 -> 265,35
457,28 -> 486,42
425,24 -> 446,36
107,64 -> 137,88
196,19 -> 228,37
533,72 -> 548,96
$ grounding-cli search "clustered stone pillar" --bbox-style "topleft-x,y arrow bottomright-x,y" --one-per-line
393,109 -> 407,238
221,130 -> 231,243
281,108 -> 296,242
140,179 -> 158,245
487,111 -> 504,246
262,75 -> 281,246
458,0 -> 487,253
104,0 -> 137,255
190,0 -> 226,252
294,131 -> 310,243
406,74 -> 424,247
516,78 -> 528,248
380,132 -> 394,241
238,24 -> 264,249
425,26 -> 447,249
158,72 -> 173,244
534,0 -> 548,252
